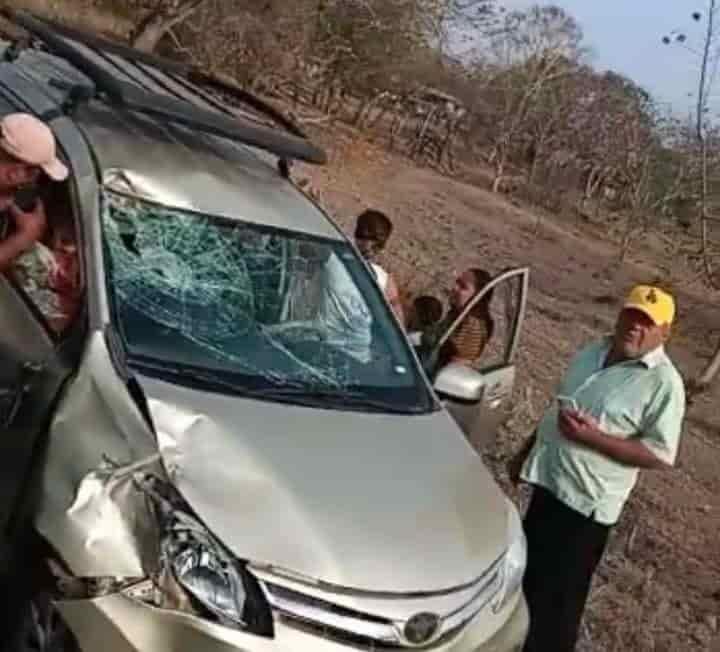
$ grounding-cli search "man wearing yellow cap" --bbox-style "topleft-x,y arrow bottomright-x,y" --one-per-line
516,285 -> 686,652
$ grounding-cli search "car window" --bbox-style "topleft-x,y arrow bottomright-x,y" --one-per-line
4,182 -> 83,338
428,270 -> 525,374
101,189 -> 435,414
468,273 -> 524,372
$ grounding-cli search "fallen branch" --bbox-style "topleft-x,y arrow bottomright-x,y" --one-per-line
293,113 -> 333,125
626,523 -> 639,557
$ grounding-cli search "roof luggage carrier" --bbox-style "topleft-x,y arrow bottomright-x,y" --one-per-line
0,8 -> 327,166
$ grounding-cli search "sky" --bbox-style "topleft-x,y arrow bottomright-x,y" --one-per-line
499,0 -> 711,116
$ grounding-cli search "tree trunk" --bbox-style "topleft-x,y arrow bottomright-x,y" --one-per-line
699,137 -> 715,282
131,0 -> 207,53
696,0 -> 716,284
684,0 -> 720,404
491,144 -> 507,193
585,167 -> 604,200
389,113 -> 408,151
412,107 -> 437,160
2,0 -> 134,40
619,219 -> 638,263
492,163 -> 505,193
531,212 -> 542,236
696,341 -> 720,388
353,97 -> 372,126
527,140 -> 542,185
440,121 -> 458,173
368,104 -> 389,129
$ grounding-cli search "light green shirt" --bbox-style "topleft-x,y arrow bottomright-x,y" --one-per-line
520,338 -> 686,525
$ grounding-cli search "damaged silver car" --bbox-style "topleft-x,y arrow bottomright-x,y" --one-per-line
0,10 -> 530,652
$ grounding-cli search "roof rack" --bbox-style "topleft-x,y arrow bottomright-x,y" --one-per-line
0,8 -> 327,166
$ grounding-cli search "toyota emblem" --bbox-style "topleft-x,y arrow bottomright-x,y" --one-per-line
404,612 -> 441,645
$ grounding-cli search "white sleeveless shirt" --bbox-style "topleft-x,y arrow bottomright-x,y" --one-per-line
370,262 -> 389,291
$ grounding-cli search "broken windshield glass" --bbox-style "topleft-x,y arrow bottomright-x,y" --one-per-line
101,190 -> 433,412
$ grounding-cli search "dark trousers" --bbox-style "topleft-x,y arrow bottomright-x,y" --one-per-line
522,486 -> 611,652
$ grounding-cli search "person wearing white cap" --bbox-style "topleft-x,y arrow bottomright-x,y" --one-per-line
0,112 -> 69,182
0,113 -> 79,332
0,113 -> 73,648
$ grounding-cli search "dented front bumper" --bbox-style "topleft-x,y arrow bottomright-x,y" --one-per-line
58,592 -> 528,652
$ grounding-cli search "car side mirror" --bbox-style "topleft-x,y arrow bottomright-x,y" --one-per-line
433,363 -> 485,402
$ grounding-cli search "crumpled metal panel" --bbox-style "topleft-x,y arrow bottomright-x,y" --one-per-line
35,329 -> 506,595
58,593 -> 275,652
35,330 -> 161,577
138,373 -> 509,594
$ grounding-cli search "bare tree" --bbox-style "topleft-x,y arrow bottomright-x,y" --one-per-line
615,118 -> 691,263
0,0 -> 135,39
666,4 -> 718,279
419,0 -> 500,53
663,4 -> 720,397
131,0 -> 209,52
481,5 -> 584,192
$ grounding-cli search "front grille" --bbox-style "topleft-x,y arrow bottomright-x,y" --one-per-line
268,584 -> 390,625
262,553 -> 506,649
266,582 -> 398,644
277,613 -> 466,651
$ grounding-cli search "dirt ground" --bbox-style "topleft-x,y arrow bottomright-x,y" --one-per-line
294,124 -> 720,651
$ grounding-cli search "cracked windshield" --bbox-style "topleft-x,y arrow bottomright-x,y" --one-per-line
101,190 -> 431,413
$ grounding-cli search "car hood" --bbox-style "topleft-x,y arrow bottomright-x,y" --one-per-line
138,375 -> 509,593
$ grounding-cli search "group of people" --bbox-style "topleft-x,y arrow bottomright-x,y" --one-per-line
351,208 -> 496,370
350,202 -> 688,652
0,114 -> 690,652
275,202 -> 497,370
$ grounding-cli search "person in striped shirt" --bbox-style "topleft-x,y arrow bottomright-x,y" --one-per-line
438,268 -> 494,368
421,268 -> 494,371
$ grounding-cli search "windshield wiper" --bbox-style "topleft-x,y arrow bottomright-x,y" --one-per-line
259,386 -> 425,414
130,357 -> 425,414
132,359 -> 309,402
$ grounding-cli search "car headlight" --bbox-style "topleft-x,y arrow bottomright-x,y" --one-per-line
164,512 -> 248,626
141,475 -> 273,636
492,499 -> 527,614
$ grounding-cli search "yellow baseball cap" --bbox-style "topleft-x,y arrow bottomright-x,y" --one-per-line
623,285 -> 675,326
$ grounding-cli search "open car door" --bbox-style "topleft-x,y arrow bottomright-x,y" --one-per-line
428,267 -> 529,452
